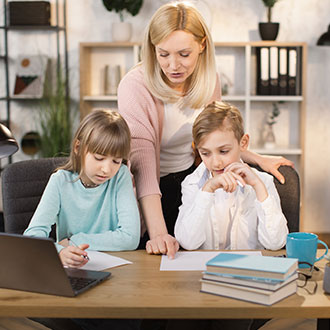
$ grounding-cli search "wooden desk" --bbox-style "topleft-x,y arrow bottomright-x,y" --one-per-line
0,250 -> 329,320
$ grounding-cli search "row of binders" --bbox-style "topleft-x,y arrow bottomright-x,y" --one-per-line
200,253 -> 298,305
256,46 -> 302,96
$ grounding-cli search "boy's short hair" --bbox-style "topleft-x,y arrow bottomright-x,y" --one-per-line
193,101 -> 244,147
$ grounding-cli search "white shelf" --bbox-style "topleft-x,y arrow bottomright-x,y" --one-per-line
83,95 -> 117,101
251,148 -> 302,155
222,95 -> 246,101
249,96 -> 303,102
83,94 -> 303,103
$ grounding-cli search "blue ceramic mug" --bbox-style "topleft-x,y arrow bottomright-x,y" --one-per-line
286,232 -> 328,268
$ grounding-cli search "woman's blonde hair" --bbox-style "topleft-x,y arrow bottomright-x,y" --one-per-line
141,1 -> 216,109
59,109 -> 131,176
193,101 -> 244,148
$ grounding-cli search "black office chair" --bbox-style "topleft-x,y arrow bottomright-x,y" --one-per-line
249,164 -> 300,330
1,157 -> 84,330
2,157 -> 67,237
250,164 -> 300,233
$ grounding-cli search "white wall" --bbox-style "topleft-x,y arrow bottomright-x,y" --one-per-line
3,0 -> 330,232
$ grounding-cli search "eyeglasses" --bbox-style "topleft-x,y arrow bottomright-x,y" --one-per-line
297,261 -> 319,295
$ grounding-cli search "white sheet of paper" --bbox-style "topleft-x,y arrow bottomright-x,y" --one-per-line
80,250 -> 132,271
160,251 -> 262,271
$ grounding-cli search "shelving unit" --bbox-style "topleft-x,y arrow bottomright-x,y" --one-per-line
79,40 -> 306,177
0,0 -> 68,165
79,42 -> 140,119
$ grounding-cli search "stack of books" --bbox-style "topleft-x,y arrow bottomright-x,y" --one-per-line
200,253 -> 298,305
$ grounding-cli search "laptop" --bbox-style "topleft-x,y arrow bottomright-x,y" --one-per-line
0,233 -> 111,297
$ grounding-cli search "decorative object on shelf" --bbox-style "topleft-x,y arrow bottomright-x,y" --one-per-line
38,68 -> 73,158
0,123 -> 18,158
8,1 -> 51,26
13,55 -> 49,98
104,64 -> 121,95
219,72 -> 233,96
317,24 -> 330,46
258,0 -> 280,41
102,0 -> 143,42
264,102 -> 280,149
216,55 -> 235,96
21,131 -> 41,157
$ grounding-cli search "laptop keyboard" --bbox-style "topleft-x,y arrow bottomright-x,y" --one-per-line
69,276 -> 97,291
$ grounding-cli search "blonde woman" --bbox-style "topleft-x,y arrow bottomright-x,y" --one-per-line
118,1 -> 292,259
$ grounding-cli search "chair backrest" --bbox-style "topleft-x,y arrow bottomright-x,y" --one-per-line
1,157 -> 68,238
251,164 -> 300,233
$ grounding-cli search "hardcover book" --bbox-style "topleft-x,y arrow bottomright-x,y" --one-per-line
205,253 -> 298,280
278,47 -> 288,95
202,272 -> 298,291
200,278 -> 297,306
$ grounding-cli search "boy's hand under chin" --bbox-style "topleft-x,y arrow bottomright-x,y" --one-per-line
225,162 -> 268,202
202,168 -> 244,194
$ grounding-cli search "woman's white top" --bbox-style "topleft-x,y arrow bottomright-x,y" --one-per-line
160,101 -> 202,177
174,162 -> 289,251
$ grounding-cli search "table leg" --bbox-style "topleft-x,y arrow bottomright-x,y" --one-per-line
317,319 -> 330,330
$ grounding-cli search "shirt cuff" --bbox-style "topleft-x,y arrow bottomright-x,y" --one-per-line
196,189 -> 214,209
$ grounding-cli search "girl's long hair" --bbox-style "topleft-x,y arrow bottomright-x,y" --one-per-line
58,109 -> 131,176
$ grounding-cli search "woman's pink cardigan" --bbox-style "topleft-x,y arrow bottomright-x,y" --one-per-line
118,66 -> 221,201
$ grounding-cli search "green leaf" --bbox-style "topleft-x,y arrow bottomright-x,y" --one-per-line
102,0 -> 143,17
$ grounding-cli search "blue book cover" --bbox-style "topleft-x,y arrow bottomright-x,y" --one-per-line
206,253 -> 298,280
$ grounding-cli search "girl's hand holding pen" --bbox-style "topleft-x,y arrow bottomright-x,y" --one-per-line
59,239 -> 90,268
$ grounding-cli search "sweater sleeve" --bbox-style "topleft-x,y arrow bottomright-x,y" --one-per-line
70,167 -> 141,251
118,67 -> 162,200
254,172 -> 289,250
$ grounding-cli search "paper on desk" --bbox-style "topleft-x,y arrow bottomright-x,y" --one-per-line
80,250 -> 132,271
160,250 -> 262,271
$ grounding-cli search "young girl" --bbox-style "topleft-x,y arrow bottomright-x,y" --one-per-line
24,109 -> 140,268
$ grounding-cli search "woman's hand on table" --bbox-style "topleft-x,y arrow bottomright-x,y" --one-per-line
146,234 -> 179,259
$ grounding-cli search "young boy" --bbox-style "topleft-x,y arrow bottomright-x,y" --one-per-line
174,101 -> 289,251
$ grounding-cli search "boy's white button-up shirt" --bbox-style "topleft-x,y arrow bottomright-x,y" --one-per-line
174,162 -> 289,251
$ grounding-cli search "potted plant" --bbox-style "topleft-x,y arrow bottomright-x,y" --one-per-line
102,0 -> 143,42
259,0 -> 280,41
38,67 -> 74,158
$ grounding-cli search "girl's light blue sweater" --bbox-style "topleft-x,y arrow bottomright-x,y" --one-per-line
24,165 -> 140,252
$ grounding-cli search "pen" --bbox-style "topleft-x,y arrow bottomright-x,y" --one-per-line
236,180 -> 244,188
68,238 -> 90,260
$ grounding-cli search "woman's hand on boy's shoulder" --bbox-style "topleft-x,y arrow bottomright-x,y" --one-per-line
146,234 -> 179,259
256,155 -> 294,184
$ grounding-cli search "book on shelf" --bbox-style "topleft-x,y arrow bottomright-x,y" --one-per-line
256,47 -> 270,95
200,278 -> 297,306
202,271 -> 298,291
205,253 -> 298,280
287,48 -> 297,96
256,46 -> 302,96
287,47 -> 302,96
269,47 -> 279,95
278,47 -> 288,95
